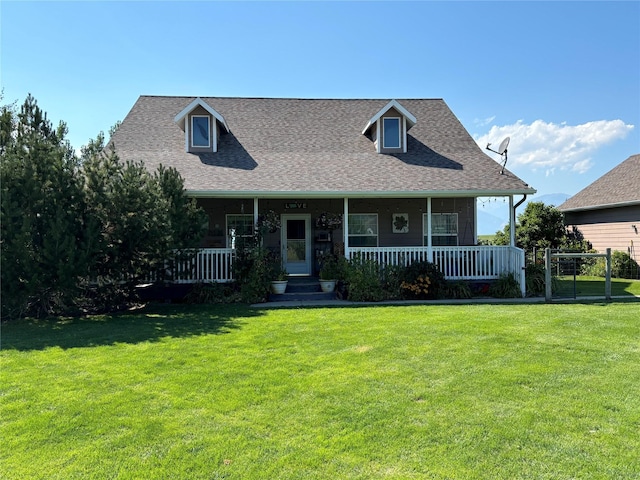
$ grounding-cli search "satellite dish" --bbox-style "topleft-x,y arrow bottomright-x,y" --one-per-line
497,136 -> 510,155
485,136 -> 510,175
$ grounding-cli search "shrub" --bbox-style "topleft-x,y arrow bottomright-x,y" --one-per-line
401,275 -> 432,298
380,264 -> 404,300
400,261 -> 446,300
186,282 -> 241,304
233,243 -> 274,303
489,273 -> 522,298
441,281 -> 472,299
344,253 -> 384,302
581,250 -> 640,279
525,262 -> 546,296
319,253 -> 347,281
581,256 -> 605,277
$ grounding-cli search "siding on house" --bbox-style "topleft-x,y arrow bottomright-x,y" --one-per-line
559,154 -> 639,259
564,205 -> 640,255
195,197 -> 477,249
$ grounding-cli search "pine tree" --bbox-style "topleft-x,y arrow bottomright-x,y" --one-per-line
80,135 -> 207,305
1,95 -> 207,318
1,95 -> 90,318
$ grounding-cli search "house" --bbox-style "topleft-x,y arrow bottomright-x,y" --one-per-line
558,154 -> 640,260
111,96 -> 536,293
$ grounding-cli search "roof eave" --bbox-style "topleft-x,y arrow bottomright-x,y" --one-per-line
185,188 -> 537,199
559,199 -> 640,212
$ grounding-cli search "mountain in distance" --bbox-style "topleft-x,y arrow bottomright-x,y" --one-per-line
531,193 -> 571,207
476,193 -> 570,236
477,209 -> 507,236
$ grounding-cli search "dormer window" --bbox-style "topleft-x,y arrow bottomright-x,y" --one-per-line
362,100 -> 417,154
383,117 -> 401,149
191,115 -> 211,148
174,97 -> 230,153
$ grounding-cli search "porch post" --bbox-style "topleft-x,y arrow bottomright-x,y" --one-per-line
473,197 -> 478,245
509,196 -> 516,247
253,198 -> 259,226
343,197 -> 350,260
427,197 -> 432,262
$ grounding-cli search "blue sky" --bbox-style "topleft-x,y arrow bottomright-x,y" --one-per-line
2,1 -> 638,230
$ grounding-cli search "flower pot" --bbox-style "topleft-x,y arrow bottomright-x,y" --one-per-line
270,280 -> 288,294
319,279 -> 336,293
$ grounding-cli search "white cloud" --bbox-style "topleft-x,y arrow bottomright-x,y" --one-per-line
474,119 -> 634,176
473,115 -> 496,127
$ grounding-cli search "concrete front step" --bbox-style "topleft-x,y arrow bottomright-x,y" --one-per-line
286,277 -> 322,293
269,290 -> 337,302
269,277 -> 337,302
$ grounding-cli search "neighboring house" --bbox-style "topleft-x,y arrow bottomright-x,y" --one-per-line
559,153 -> 640,261
112,96 -> 536,292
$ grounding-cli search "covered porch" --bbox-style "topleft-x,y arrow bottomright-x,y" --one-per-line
172,194 -> 527,295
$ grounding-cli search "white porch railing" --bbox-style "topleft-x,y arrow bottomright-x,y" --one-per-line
165,245 -> 526,296
349,246 -> 526,294
171,248 -> 235,284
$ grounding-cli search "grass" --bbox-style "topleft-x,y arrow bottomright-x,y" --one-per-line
554,276 -> 640,298
2,302 -> 640,479
476,234 -> 495,244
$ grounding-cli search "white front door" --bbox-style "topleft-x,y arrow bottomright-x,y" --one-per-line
282,214 -> 311,276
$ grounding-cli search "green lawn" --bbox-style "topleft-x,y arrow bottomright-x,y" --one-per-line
2,302 -> 639,479
554,276 -> 640,298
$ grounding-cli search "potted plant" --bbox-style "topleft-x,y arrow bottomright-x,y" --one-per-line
318,254 -> 343,293
257,210 -> 281,235
315,212 -> 342,231
270,263 -> 288,294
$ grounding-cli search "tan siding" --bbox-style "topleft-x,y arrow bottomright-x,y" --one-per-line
570,221 -> 638,254
564,205 -> 640,254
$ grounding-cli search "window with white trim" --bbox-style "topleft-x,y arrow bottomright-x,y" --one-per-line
226,214 -> 254,248
348,214 -> 378,247
382,117 -> 401,149
424,213 -> 458,246
191,115 -> 211,148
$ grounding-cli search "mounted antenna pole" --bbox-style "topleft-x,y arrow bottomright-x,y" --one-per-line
486,136 -> 510,175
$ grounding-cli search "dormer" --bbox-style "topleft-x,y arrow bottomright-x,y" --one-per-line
362,100 -> 417,154
174,97 -> 230,153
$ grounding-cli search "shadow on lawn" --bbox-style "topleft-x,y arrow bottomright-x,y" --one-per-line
1,304 -> 264,352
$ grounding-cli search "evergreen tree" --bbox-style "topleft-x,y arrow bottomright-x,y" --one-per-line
81,136 -> 207,305
1,95 -> 207,319
1,95 -> 90,318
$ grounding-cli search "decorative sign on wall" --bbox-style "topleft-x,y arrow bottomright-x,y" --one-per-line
284,202 -> 307,210
392,213 -> 409,233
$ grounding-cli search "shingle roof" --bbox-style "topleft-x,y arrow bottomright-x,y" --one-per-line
558,154 -> 640,211
111,96 -> 535,197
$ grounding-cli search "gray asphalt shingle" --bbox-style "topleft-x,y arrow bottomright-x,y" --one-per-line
111,96 -> 535,196
559,154 -> 640,211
